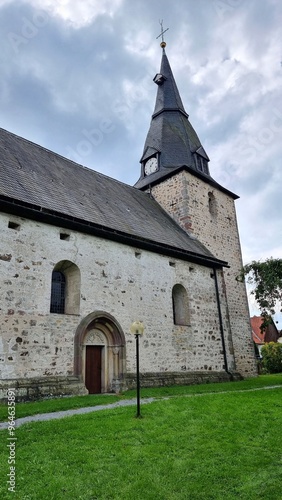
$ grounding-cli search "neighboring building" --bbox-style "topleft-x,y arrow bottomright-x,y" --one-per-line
251,316 -> 281,357
0,43 -> 257,401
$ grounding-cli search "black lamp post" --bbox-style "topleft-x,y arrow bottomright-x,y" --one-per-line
130,321 -> 144,418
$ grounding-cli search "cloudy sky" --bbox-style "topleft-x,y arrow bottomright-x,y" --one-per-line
0,0 -> 281,322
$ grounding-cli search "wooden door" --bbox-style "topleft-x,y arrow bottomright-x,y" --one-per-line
85,346 -> 102,394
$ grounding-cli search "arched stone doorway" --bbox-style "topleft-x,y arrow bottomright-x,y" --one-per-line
74,312 -> 126,394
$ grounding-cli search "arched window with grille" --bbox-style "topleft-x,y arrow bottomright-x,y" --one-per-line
50,260 -> 81,315
172,284 -> 190,326
50,271 -> 66,314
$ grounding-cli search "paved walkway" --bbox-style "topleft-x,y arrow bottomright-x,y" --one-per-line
1,385 -> 282,430
0,397 -> 157,430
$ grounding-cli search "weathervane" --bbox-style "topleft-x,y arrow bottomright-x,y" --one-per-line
156,20 -> 169,49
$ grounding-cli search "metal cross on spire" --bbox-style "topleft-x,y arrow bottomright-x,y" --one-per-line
156,20 -> 169,48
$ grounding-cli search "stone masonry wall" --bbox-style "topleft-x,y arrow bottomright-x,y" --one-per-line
151,170 -> 257,377
0,210 -> 235,396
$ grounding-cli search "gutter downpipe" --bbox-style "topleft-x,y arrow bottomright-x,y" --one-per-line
213,267 -> 233,380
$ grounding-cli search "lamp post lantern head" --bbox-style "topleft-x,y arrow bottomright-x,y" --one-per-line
130,321 -> 144,336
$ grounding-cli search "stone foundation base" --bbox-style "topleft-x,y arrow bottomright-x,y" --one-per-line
0,371 -> 243,402
124,370 -> 242,390
0,376 -> 88,402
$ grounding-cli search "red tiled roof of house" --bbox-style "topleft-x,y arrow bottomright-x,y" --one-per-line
250,316 -> 280,345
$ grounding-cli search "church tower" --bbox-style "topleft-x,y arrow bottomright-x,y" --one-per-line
135,42 -> 257,377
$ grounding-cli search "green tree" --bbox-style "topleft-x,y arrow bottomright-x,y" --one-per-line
261,342 -> 282,373
240,258 -> 282,330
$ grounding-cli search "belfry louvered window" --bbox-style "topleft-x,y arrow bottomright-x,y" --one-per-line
196,154 -> 209,175
50,271 -> 66,314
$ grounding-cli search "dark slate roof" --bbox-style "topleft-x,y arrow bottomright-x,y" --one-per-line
135,49 -> 238,200
0,127 -> 226,267
139,50 -> 208,167
152,50 -> 187,118
141,111 -> 202,166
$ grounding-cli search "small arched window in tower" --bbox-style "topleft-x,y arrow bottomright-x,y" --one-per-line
172,284 -> 190,326
50,271 -> 66,314
208,191 -> 217,218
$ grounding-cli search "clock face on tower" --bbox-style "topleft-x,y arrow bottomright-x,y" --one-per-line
144,157 -> 158,175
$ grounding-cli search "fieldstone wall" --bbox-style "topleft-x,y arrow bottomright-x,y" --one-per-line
0,210 -> 237,400
151,170 -> 257,377
0,376 -> 87,402
125,370 -> 242,390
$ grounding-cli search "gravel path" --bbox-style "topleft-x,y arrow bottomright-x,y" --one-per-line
0,397 -> 157,430
1,385 -> 282,430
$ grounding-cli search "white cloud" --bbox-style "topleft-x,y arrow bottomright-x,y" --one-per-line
1,0 -> 124,27
0,0 -> 281,321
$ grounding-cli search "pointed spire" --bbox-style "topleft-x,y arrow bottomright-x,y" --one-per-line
136,47 -> 210,190
152,49 -> 188,118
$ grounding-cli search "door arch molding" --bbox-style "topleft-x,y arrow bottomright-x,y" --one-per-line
74,311 -> 126,393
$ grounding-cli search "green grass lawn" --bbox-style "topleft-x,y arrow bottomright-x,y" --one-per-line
1,376 -> 282,499
1,373 -> 282,421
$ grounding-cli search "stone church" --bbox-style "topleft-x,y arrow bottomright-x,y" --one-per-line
0,43 -> 257,401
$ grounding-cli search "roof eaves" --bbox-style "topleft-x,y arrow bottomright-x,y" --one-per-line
0,195 -> 227,269
152,108 -> 189,119
135,164 -> 239,200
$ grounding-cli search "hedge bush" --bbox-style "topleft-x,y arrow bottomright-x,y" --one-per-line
261,342 -> 282,373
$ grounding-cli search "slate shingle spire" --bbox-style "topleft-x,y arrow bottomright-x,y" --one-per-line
152,48 -> 187,118
135,45 -> 211,189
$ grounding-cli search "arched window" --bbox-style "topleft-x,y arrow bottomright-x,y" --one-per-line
50,261 -> 81,315
50,271 -> 66,313
172,284 -> 190,326
208,191 -> 217,217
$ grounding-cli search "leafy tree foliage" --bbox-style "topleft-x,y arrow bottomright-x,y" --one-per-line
261,342 -> 282,373
240,258 -> 282,329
